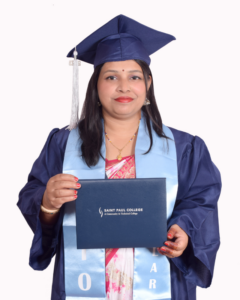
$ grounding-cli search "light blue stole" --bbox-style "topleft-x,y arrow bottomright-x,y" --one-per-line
62,115 -> 178,300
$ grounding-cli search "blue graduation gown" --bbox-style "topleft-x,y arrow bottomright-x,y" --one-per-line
17,125 -> 221,300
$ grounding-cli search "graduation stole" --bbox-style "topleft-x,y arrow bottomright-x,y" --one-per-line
62,115 -> 178,300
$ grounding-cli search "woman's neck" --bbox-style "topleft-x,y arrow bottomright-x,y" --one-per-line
102,110 -> 141,160
103,111 -> 141,137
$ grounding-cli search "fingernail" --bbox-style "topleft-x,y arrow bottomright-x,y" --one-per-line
74,190 -> 78,195
167,234 -> 172,238
160,247 -> 166,252
74,177 -> 78,182
76,183 -> 81,188
165,242 -> 169,246
74,195 -> 77,199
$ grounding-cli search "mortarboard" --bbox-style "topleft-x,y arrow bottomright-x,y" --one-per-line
66,14 -> 176,130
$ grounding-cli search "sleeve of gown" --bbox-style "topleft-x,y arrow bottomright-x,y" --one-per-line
167,129 -> 221,288
17,127 -> 69,271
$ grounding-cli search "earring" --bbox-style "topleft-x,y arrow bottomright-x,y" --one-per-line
98,101 -> 102,106
144,98 -> 150,105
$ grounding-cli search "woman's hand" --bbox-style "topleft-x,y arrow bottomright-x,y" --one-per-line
157,224 -> 189,258
42,174 -> 81,210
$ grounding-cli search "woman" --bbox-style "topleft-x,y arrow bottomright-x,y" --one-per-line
17,15 -> 221,300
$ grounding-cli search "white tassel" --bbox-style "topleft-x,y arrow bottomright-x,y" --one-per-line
66,48 -> 81,131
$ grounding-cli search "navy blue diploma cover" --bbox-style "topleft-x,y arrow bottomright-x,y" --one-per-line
76,178 -> 166,249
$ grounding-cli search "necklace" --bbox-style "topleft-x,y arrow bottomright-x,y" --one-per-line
105,118 -> 141,161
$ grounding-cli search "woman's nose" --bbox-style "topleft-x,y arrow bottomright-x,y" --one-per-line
117,79 -> 130,92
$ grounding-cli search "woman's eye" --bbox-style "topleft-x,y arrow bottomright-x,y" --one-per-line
105,75 -> 142,80
106,76 -> 116,80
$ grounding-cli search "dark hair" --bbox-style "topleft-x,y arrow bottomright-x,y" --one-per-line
78,59 -> 169,167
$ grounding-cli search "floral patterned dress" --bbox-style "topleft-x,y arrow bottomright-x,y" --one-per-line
105,155 -> 135,300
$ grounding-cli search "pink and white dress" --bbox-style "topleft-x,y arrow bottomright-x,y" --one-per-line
105,155 -> 135,300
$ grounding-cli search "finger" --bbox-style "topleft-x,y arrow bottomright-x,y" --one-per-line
159,247 -> 182,258
61,195 -> 79,203
157,248 -> 175,258
50,174 -> 78,183
53,195 -> 78,207
165,241 -> 185,252
164,241 -> 180,251
167,226 -> 178,240
53,181 -> 81,190
53,189 -> 78,198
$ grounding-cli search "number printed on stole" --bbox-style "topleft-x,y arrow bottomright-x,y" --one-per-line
78,250 -> 91,291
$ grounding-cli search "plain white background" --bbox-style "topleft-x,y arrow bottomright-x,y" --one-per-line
1,1 -> 239,299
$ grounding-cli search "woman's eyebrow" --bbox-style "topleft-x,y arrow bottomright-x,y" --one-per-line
103,70 -> 142,74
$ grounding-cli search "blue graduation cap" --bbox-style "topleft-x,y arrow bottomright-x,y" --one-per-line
66,14 -> 176,130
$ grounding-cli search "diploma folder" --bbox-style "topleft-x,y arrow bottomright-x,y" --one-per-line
76,178 -> 166,249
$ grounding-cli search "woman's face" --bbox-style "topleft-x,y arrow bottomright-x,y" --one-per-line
97,60 -> 152,119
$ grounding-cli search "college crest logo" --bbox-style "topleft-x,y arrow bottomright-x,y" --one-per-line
99,207 -> 103,218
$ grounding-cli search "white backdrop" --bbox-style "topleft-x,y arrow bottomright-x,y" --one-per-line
1,1 -> 239,299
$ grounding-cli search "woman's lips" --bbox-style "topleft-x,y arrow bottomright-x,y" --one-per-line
114,97 -> 134,103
